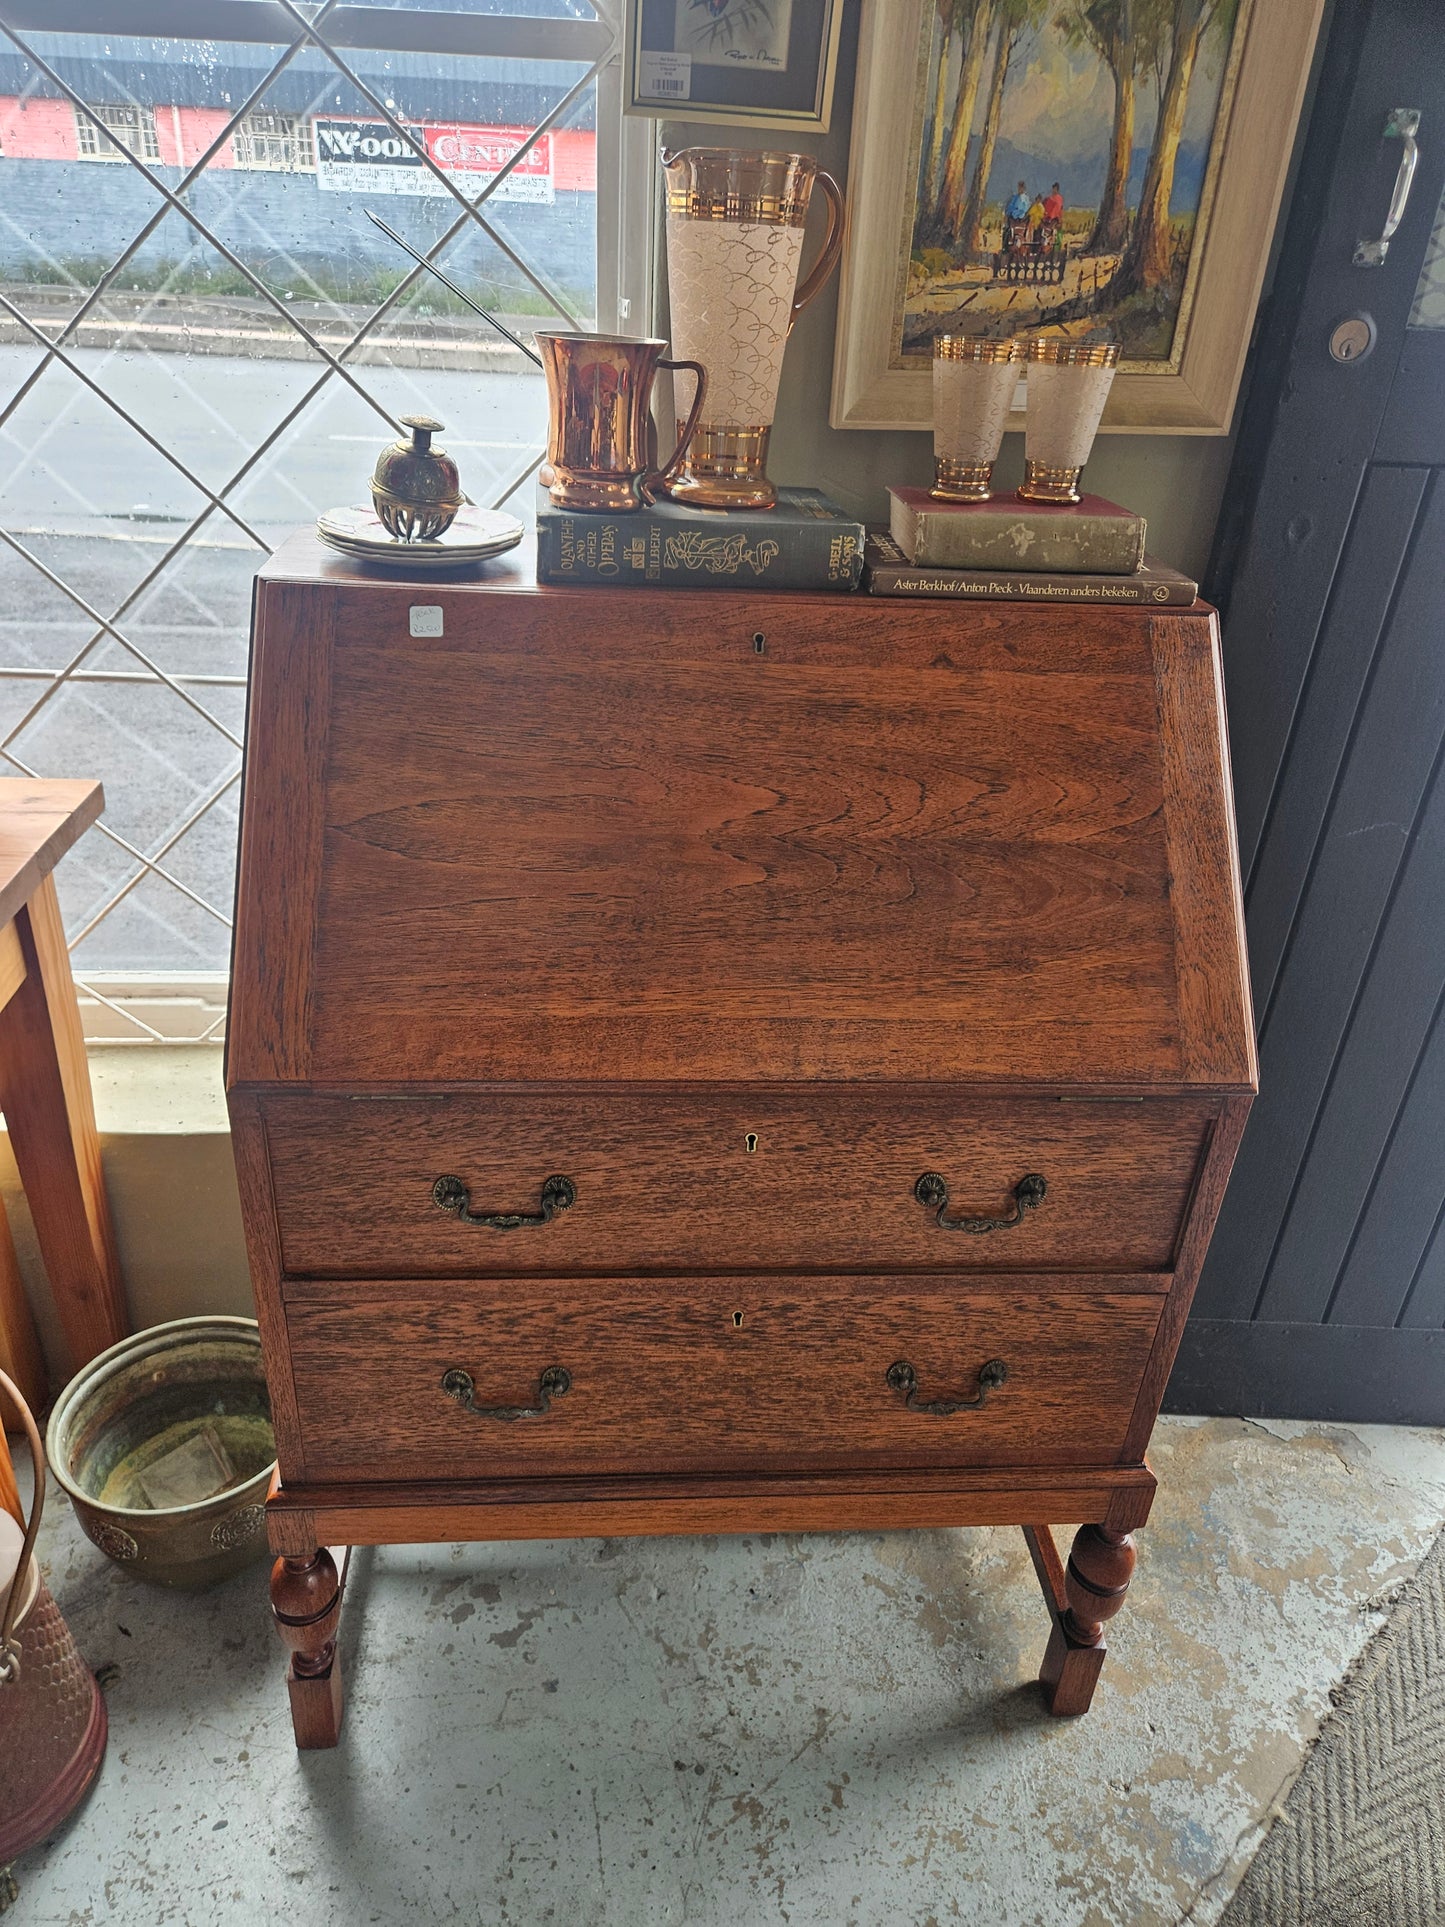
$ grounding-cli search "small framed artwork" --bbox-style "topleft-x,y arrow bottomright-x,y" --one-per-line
624,0 -> 846,132
831,0 -> 1326,433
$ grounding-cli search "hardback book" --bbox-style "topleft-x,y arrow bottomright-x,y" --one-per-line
535,487 -> 864,590
888,485 -> 1146,574
862,531 -> 1198,606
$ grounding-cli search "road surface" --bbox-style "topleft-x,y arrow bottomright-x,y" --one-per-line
0,345 -> 545,973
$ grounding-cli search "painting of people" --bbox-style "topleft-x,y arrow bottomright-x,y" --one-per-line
901,0 -> 1248,367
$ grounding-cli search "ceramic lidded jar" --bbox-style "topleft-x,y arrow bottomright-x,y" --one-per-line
371,415 -> 463,539
661,147 -> 845,510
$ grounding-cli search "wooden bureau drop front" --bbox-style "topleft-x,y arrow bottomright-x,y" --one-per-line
227,534 -> 1255,1748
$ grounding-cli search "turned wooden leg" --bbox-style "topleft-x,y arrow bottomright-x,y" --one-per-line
271,1547 -> 346,1749
1023,1522 -> 1136,1717
0,880 -> 127,1372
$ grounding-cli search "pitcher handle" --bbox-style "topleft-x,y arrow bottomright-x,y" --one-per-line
0,1367 -> 46,1684
788,169 -> 846,337
643,357 -> 708,503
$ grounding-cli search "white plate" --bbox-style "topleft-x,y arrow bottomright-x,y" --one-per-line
316,503 -> 525,568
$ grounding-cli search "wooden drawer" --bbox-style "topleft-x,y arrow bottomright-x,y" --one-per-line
263,1092 -> 1212,1278
283,1276 -> 1164,1481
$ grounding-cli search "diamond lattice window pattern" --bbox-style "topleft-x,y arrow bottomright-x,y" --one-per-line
0,0 -> 620,1042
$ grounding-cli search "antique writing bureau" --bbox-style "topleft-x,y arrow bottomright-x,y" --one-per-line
227,533 -> 1254,1748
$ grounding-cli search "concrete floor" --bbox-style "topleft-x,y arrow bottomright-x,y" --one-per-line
10,1415 -> 1445,1927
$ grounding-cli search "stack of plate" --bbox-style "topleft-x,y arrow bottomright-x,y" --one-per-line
316,503 -> 525,570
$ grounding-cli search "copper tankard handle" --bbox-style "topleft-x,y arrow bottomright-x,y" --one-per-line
788,170 -> 846,337
643,357 -> 708,503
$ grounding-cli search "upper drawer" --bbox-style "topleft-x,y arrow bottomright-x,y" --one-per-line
263,1091 -> 1214,1278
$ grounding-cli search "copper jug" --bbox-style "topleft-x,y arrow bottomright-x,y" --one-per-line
0,1369 -> 107,1886
536,332 -> 708,512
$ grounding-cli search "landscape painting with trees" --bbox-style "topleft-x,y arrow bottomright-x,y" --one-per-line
900,0 -> 1246,365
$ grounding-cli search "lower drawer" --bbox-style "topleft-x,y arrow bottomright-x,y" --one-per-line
284,1277 -> 1164,1481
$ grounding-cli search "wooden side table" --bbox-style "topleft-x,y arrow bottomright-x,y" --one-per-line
0,781 -> 128,1416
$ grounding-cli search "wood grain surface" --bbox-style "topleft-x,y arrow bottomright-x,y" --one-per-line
229,553 -> 1254,1090
265,1460 -> 1158,1554
0,779 -> 102,932
226,584 -> 332,1086
283,1278 -> 1163,1482
0,879 -> 127,1368
263,1089 -> 1214,1277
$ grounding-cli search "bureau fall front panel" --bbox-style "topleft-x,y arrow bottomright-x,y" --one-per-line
282,1279 -> 1165,1481
229,579 -> 1253,1091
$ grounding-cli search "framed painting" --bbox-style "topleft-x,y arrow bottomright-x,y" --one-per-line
624,0 -> 846,132
831,0 -> 1325,432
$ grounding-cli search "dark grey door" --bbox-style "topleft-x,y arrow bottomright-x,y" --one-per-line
1167,0 -> 1445,1423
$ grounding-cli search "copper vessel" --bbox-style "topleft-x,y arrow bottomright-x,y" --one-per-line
661,147 -> 845,510
0,1368 -> 107,1879
371,416 -> 464,539
47,1318 -> 276,1590
536,333 -> 707,512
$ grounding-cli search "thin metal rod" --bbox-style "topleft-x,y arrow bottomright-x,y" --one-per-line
0,668 -> 246,688
364,214 -> 546,367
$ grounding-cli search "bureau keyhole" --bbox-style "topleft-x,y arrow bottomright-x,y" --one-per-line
732,1310 -> 745,1328
744,1132 -> 759,1153
752,633 -> 766,655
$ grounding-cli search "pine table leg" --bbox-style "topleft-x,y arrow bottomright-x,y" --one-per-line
0,878 -> 126,1371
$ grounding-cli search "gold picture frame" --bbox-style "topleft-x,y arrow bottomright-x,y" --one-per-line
831,0 -> 1325,434
624,0 -> 845,132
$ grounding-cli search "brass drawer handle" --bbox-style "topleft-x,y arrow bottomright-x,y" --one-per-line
914,1171 -> 1046,1233
440,1365 -> 571,1421
431,1172 -> 576,1229
886,1358 -> 1007,1416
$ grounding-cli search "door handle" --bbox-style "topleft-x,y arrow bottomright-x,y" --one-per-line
1354,109 -> 1421,267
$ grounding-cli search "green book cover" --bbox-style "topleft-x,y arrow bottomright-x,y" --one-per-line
536,487 -> 864,590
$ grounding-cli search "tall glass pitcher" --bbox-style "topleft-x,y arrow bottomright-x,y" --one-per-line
662,148 -> 845,511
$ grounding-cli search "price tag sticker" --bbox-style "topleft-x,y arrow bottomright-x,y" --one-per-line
638,50 -> 692,103
409,605 -> 444,637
